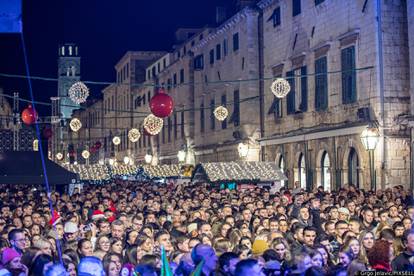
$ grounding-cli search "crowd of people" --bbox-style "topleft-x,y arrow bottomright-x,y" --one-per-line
0,181 -> 414,275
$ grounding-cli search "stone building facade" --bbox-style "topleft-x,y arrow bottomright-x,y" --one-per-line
191,7 -> 261,163
258,0 -> 411,190
408,0 -> 414,188
101,51 -> 165,163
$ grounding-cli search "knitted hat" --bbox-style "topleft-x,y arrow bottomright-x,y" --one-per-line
64,221 -> 79,233
49,210 -> 61,226
91,210 -> 105,221
251,240 -> 269,255
1,248 -> 21,265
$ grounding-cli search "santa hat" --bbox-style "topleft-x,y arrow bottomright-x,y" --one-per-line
91,210 -> 105,221
48,210 -> 61,226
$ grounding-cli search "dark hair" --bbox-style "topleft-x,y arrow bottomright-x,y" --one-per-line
218,252 -> 239,270
135,264 -> 157,275
262,249 -> 279,262
77,238 -> 91,257
235,258 -> 258,276
30,254 -> 53,276
8,228 -> 25,242
124,245 -> 138,265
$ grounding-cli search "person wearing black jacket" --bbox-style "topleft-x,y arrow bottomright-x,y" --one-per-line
392,229 -> 414,271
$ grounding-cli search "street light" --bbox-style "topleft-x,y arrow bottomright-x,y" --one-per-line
360,126 -> 380,190
145,154 -> 152,164
238,142 -> 249,158
177,145 -> 187,163
123,156 -> 130,165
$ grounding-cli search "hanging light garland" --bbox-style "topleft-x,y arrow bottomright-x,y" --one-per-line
128,128 -> 141,142
112,136 -> 121,145
55,152 -> 63,160
68,81 -> 89,104
33,139 -> 38,151
69,118 -> 82,132
213,106 -> 229,121
143,114 -> 163,135
82,150 -> 90,159
270,78 -> 291,98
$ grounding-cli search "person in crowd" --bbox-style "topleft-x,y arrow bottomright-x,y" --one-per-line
0,182 -> 413,275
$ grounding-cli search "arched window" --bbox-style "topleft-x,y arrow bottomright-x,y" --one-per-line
299,153 -> 306,189
348,147 -> 360,187
321,151 -> 331,191
278,155 -> 285,187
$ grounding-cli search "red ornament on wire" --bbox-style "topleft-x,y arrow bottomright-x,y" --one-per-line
21,105 -> 38,125
94,141 -> 102,149
150,89 -> 174,118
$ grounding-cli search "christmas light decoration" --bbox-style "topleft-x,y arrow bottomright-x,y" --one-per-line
143,114 -> 163,135
55,152 -> 63,160
33,139 -> 38,151
69,118 -> 82,132
82,150 -> 90,159
68,81 -> 89,104
213,106 -> 229,121
270,78 -> 291,98
199,162 -> 287,182
128,128 -> 141,142
143,164 -> 181,178
112,136 -> 121,145
123,156 -> 130,165
21,105 -> 38,125
150,89 -> 174,118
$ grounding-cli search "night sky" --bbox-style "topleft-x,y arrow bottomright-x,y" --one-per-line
0,0 -> 236,115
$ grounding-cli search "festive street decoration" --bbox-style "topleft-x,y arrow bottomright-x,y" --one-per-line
128,128 -> 141,142
143,114 -> 163,135
150,90 -> 174,118
270,78 -> 291,98
213,106 -> 229,121
69,118 -> 82,132
68,81 -> 89,104
55,152 -> 63,160
62,163 -> 110,181
21,105 -> 38,125
112,136 -> 121,145
142,164 -> 181,178
82,150 -> 90,159
33,139 -> 38,151
94,141 -> 102,149
193,162 -> 287,183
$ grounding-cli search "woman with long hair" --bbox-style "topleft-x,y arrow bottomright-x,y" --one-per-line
77,238 -> 94,258
358,230 -> 375,265
270,237 -> 291,263
94,235 -> 111,260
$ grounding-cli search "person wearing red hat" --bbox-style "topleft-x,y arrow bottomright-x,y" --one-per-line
1,248 -> 28,275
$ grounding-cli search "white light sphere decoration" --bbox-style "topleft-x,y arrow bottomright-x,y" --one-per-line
143,114 -> 163,135
112,136 -> 121,145
123,156 -> 130,165
270,78 -> 291,98
55,152 -> 63,160
68,81 -> 89,104
82,150 -> 90,159
128,128 -> 141,142
213,106 -> 229,121
69,118 -> 82,132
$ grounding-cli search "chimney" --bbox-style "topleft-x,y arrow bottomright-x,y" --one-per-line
216,6 -> 227,25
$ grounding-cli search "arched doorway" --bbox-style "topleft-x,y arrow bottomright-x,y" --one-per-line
278,155 -> 286,187
299,153 -> 306,189
321,151 -> 331,191
348,147 -> 360,187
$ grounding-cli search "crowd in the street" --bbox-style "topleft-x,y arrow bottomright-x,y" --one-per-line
0,181 -> 414,276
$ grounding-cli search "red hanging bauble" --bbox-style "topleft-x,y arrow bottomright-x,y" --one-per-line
90,146 -> 97,154
42,127 -> 53,139
21,105 -> 38,125
150,89 -> 174,118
